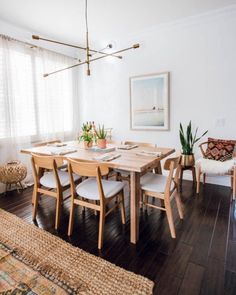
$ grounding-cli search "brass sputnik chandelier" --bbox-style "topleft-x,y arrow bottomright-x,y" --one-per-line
32,0 -> 140,77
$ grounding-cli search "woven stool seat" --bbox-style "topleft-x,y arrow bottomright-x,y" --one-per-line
0,161 -> 27,192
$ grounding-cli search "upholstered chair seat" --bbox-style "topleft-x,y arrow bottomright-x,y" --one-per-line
196,158 -> 235,175
40,170 -> 80,188
76,178 -> 125,200
141,173 -> 175,193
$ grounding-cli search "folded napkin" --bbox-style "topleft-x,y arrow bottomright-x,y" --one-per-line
50,148 -> 77,155
93,153 -> 121,162
117,144 -> 138,150
136,150 -> 162,157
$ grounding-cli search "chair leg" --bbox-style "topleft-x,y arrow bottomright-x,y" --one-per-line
32,190 -> 39,221
203,173 -> 206,184
116,172 -> 121,181
140,192 -> 144,209
196,166 -> 201,194
55,195 -> 62,230
164,198 -> 176,238
98,207 -> 105,250
119,191 -> 126,224
160,199 -> 165,208
68,200 -> 75,236
115,173 -> 121,203
94,200 -> 98,216
175,191 -> 184,219
233,167 -> 236,200
81,197 -> 86,211
144,195 -> 149,211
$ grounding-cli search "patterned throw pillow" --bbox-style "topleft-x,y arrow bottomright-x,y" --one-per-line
205,137 -> 235,162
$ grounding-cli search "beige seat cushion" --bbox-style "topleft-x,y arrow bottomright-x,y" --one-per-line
196,158 -> 235,175
40,170 -> 80,188
141,173 -> 174,193
76,178 -> 125,200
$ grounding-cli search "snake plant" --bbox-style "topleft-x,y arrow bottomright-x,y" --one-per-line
179,121 -> 208,155
95,125 -> 107,139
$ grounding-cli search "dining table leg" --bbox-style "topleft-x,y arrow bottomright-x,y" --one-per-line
130,171 -> 140,244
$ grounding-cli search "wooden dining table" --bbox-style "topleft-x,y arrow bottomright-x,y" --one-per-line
21,141 -> 175,244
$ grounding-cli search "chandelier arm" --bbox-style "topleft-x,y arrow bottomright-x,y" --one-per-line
32,35 -> 122,59
43,44 -> 140,77
43,61 -> 87,77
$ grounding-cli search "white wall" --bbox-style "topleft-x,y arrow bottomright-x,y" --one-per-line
79,6 -> 236,186
0,18 -> 75,57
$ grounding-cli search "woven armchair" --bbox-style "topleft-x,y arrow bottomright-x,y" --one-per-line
196,140 -> 236,200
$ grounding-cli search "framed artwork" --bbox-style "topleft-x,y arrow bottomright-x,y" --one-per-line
130,72 -> 170,131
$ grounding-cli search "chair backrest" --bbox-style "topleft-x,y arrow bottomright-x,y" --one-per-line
31,153 -> 64,169
123,141 -> 156,148
68,159 -> 109,177
31,154 -> 63,189
67,159 -> 109,203
163,156 -> 181,194
107,139 -> 121,145
199,140 -> 236,157
33,139 -> 61,147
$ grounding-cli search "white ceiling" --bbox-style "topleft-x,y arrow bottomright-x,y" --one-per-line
0,0 -> 235,46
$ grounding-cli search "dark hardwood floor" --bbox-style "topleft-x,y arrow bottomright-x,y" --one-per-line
0,180 -> 235,295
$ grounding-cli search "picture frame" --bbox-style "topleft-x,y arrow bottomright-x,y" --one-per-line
130,72 -> 170,131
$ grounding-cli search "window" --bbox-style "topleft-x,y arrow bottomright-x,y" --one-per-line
0,35 -> 77,140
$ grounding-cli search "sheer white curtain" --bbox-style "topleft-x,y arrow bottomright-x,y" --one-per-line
0,35 -> 79,192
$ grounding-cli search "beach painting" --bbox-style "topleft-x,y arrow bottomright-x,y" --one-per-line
130,72 -> 169,130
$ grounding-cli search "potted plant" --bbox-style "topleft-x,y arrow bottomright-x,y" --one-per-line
79,132 -> 93,149
79,122 -> 94,149
179,121 -> 208,167
95,124 -> 107,149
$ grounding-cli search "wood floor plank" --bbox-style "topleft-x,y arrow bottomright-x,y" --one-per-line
224,270 -> 236,295
190,186 -> 222,266
208,196 -> 230,261
178,262 -> 205,295
226,240 -> 236,273
200,258 -> 225,295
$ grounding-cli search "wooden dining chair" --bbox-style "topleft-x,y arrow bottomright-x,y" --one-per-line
33,139 -> 61,147
140,156 -> 183,238
115,141 -> 157,183
106,139 -> 122,145
196,139 -> 236,199
34,139 -> 69,171
67,159 -> 126,249
31,154 -> 80,230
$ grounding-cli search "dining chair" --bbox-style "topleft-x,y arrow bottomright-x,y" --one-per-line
31,153 -> 80,230
33,139 -> 61,147
34,139 -> 69,170
106,139 -> 122,145
140,156 -> 183,238
115,141 -> 157,183
196,139 -> 236,199
67,159 -> 126,249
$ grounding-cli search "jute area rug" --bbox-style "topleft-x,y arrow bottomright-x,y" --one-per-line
0,209 -> 154,294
